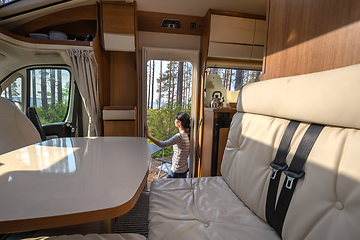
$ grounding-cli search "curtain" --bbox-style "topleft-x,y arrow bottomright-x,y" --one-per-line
66,49 -> 101,137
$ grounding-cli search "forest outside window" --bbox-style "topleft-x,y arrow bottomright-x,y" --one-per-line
1,76 -> 22,109
29,68 -> 71,124
204,67 -> 262,108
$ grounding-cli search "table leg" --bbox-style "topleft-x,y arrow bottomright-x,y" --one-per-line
100,218 -> 115,233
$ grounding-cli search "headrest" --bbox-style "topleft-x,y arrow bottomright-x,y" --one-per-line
237,64 -> 360,129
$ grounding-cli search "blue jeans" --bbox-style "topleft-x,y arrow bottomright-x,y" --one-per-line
167,170 -> 188,178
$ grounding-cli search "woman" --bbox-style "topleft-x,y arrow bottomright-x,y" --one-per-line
145,112 -> 190,178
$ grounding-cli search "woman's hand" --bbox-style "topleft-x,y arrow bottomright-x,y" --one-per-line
145,124 -> 161,146
145,124 -> 150,138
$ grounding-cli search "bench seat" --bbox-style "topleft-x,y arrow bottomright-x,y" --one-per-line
149,177 -> 279,240
25,233 -> 146,240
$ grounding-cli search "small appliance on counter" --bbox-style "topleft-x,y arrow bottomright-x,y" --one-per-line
210,91 -> 225,108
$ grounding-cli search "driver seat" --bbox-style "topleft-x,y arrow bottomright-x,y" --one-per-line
26,107 -> 46,141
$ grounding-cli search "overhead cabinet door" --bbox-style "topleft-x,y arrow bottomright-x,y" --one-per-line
208,14 -> 266,61
209,15 -> 255,44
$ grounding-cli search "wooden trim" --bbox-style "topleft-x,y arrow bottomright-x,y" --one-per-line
196,10 -> 211,177
0,27 -> 90,46
94,2 -> 110,136
207,56 -> 263,64
11,5 -> 97,37
209,9 -> 266,20
103,106 -> 136,110
217,128 -> 230,176
137,11 -> 204,36
212,108 -> 237,114
0,171 -> 148,234
101,1 -> 134,6
210,40 -> 264,47
135,2 -> 140,137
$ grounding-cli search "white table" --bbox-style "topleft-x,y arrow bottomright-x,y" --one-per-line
0,137 -> 152,234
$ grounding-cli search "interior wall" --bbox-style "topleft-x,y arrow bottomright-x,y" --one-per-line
262,0 -> 360,80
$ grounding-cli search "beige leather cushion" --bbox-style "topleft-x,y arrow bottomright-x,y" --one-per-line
25,233 -> 146,240
237,63 -> 360,129
0,97 -> 41,155
148,177 -> 279,240
222,112 -> 360,240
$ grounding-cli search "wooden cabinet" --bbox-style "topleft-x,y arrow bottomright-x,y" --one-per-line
101,2 -> 136,51
208,13 -> 266,61
201,108 -> 236,177
207,13 -> 266,61
103,106 -> 137,136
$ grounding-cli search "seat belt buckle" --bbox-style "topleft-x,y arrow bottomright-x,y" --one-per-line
269,161 -> 288,179
283,169 -> 305,189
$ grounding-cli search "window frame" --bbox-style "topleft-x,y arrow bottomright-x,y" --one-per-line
0,0 -> 20,8
26,66 -> 72,123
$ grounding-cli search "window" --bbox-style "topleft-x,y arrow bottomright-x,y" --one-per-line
204,67 -> 262,108
0,0 -> 19,8
29,68 -> 71,124
206,67 -> 262,91
1,77 -> 22,109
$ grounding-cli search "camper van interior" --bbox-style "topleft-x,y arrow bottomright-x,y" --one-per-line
0,0 -> 360,239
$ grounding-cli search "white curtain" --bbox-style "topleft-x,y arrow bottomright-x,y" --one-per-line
66,49 -> 101,137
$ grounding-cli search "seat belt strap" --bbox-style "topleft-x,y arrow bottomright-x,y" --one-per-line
273,123 -> 325,237
266,120 -> 300,226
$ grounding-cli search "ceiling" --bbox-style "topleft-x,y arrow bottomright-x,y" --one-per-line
0,0 -> 268,30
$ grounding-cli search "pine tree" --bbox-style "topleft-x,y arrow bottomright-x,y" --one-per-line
177,61 -> 184,106
50,69 -> 56,107
40,69 -> 48,111
57,69 -> 62,104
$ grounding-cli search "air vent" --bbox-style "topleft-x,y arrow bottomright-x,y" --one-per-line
161,18 -> 181,29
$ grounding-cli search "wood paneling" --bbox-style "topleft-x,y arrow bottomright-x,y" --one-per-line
94,2 -> 110,128
200,108 -> 215,177
102,2 -> 134,35
196,10 -> 211,177
262,0 -> 360,80
11,5 -> 96,37
137,11 -> 203,36
110,52 -> 138,106
200,108 -> 236,177
217,128 -> 230,176
104,120 -> 136,137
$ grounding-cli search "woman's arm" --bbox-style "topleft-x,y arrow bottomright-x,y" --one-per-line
145,124 -> 181,148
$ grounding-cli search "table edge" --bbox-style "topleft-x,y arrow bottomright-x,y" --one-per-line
0,171 -> 149,234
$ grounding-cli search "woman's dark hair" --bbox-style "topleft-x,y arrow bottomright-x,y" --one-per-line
175,112 -> 191,136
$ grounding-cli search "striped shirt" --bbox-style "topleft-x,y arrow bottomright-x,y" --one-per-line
158,132 -> 189,173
